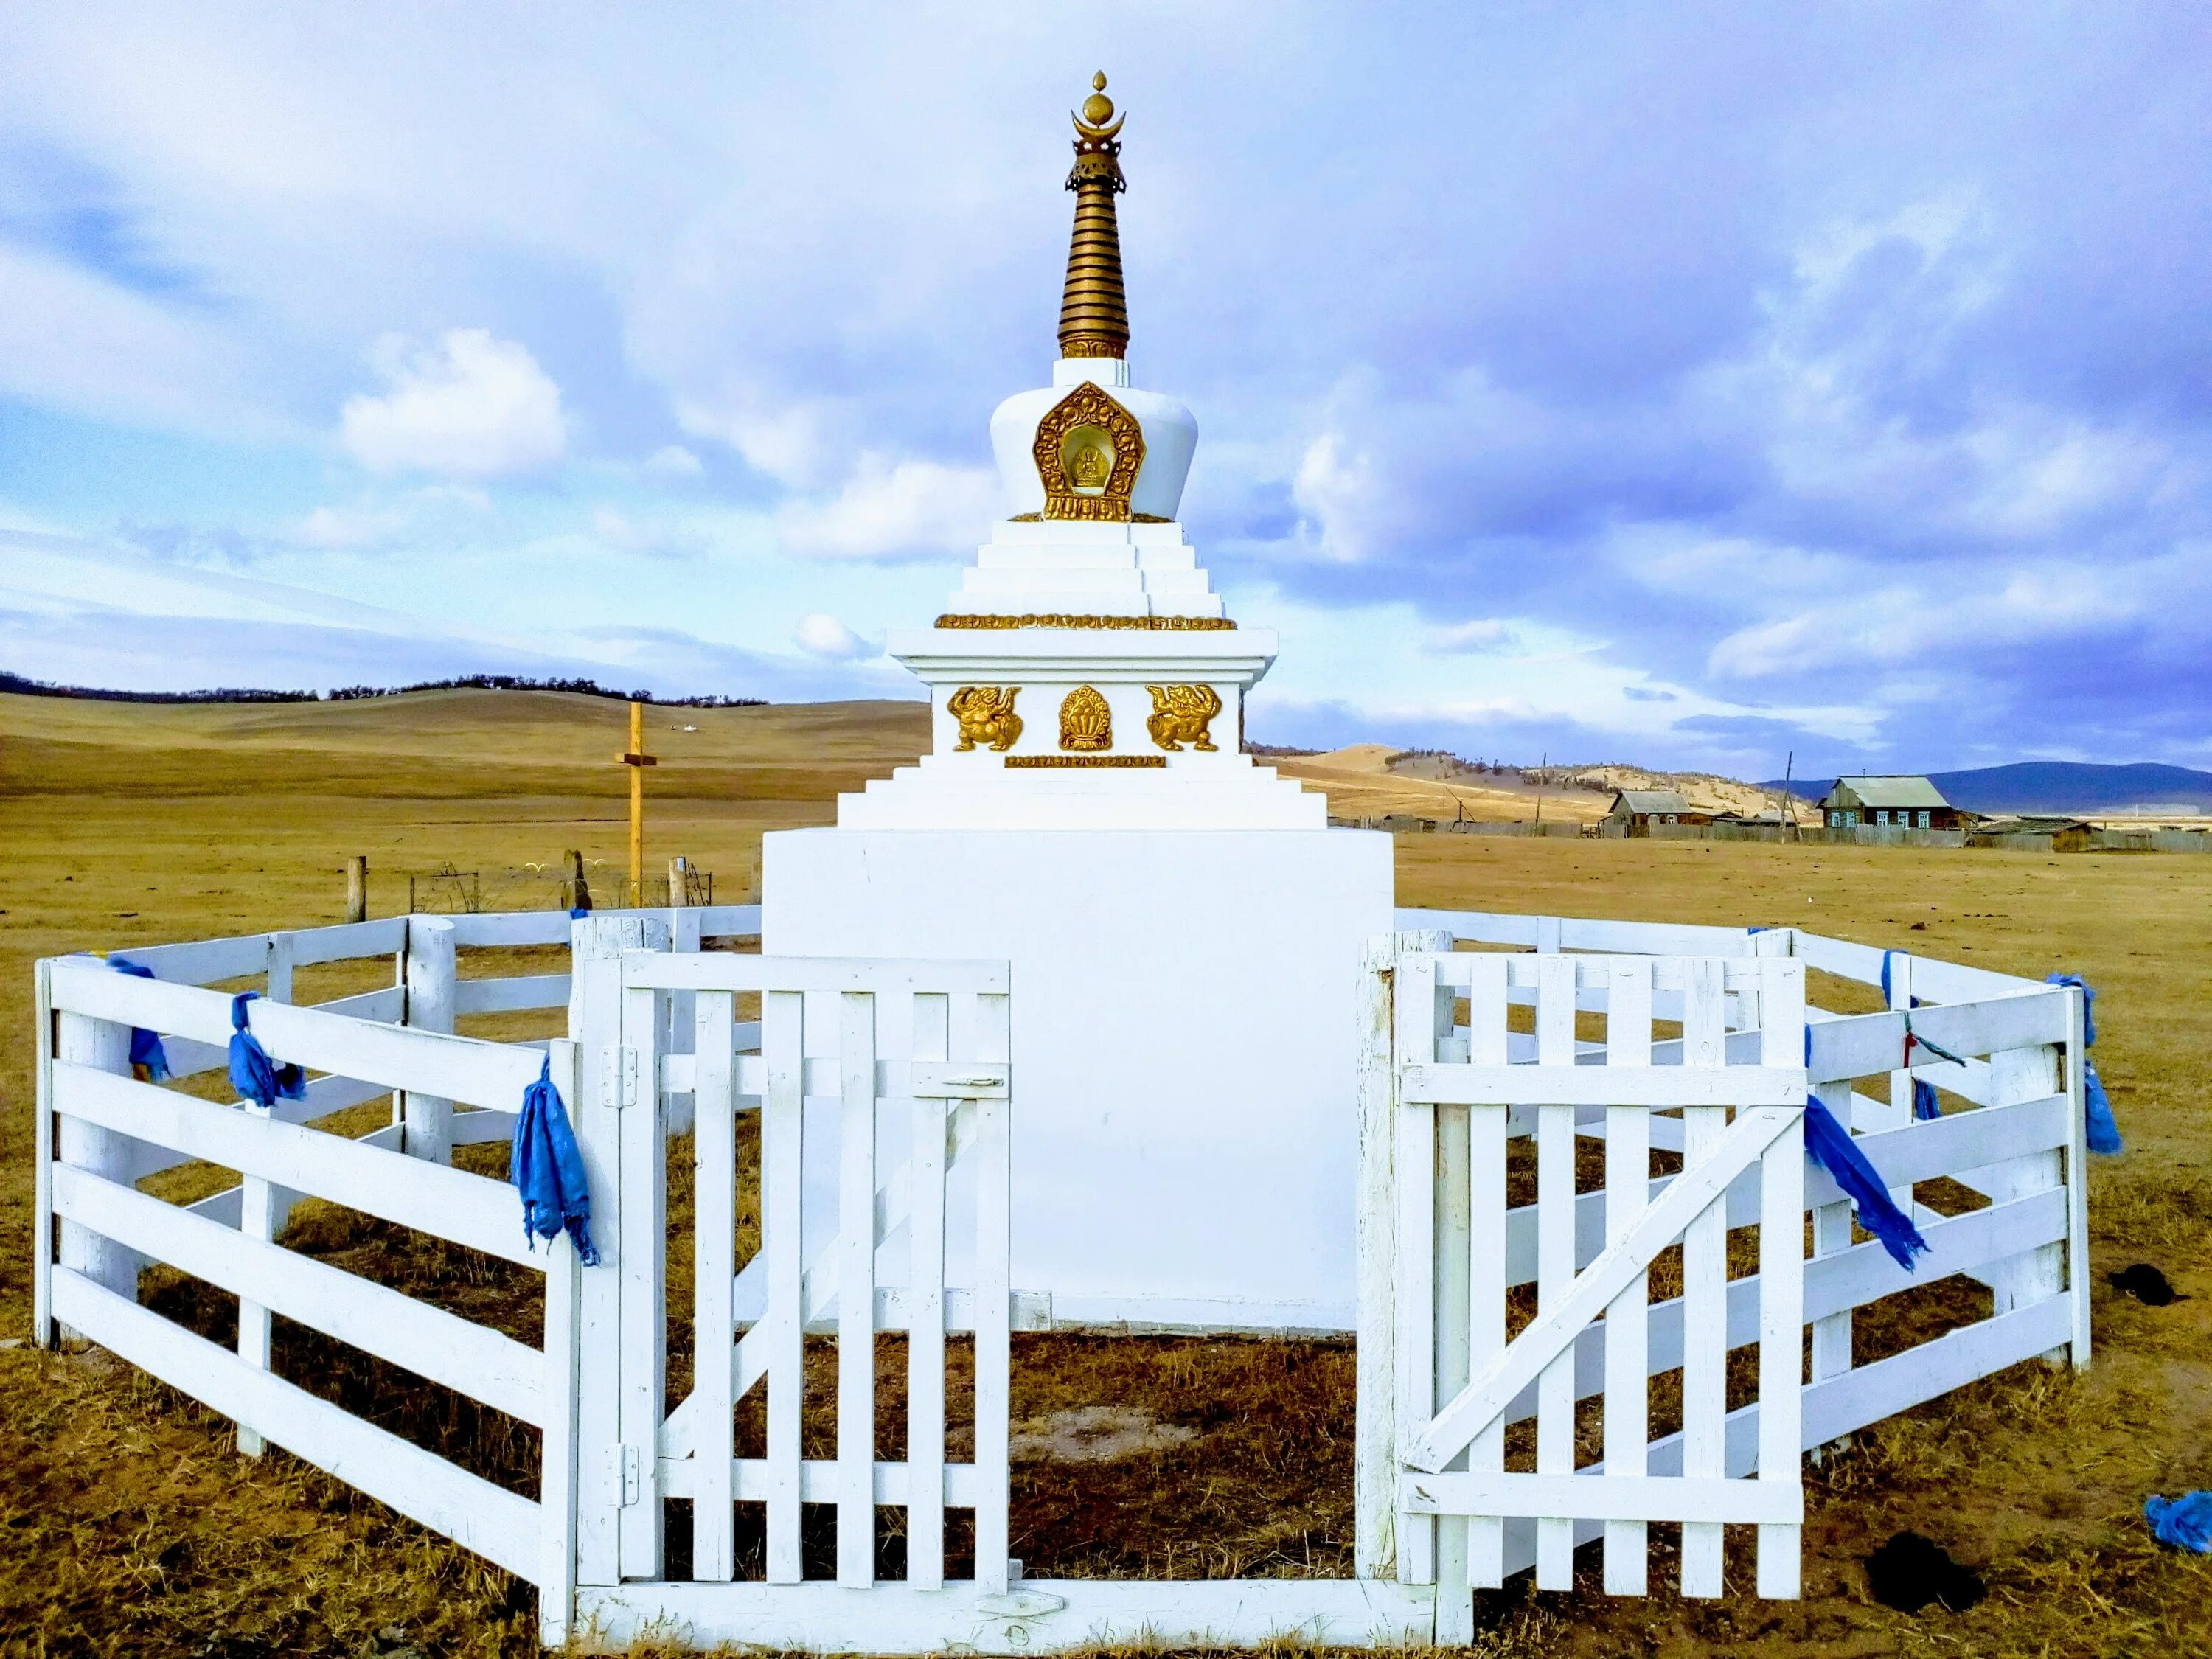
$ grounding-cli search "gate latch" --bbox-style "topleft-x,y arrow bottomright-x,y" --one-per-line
602,1046 -> 639,1110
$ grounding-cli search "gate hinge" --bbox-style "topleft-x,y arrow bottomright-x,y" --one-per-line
602,1046 -> 639,1110
608,1442 -> 644,1507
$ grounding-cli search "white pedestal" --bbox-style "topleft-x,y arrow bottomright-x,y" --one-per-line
763,827 -> 1394,1331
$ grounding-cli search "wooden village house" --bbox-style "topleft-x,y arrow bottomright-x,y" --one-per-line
1603,788 -> 1712,835
1818,774 -> 1971,831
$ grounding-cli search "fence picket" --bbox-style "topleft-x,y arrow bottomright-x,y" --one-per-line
1677,959 -> 1728,1598
1756,961 -> 1806,1596
971,990 -> 1013,1594
1601,957 -> 1653,1594
837,992 -> 880,1588
1466,956 -> 1509,1590
762,990 -> 807,1584
1391,951 -> 1439,1590
1534,954 -> 1579,1590
908,993 -> 950,1590
692,991 -> 738,1582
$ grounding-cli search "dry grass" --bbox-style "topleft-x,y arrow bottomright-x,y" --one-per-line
4,691 -> 2211,1656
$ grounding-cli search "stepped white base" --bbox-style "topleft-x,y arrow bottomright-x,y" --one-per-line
762,827 -> 1394,1329
839,752 -> 1324,830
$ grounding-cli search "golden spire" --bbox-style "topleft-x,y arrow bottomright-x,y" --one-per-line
1058,71 -> 1129,361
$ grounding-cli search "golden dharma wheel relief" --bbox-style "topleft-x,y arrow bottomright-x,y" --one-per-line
1146,684 -> 1222,751
1059,684 -> 1113,751
947,686 -> 1023,752
935,612 -> 1237,631
1033,381 -> 1146,522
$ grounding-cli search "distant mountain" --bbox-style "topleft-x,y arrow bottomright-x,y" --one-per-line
1765,762 -> 2212,815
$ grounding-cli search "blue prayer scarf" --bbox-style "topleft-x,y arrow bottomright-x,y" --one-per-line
1804,1100 -> 1930,1270
510,1054 -> 600,1265
2046,973 -> 2121,1154
227,992 -> 307,1109
2147,1492 -> 2212,1553
105,958 -> 171,1082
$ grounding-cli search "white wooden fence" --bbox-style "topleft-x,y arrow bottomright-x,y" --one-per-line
30,901 -> 2093,1652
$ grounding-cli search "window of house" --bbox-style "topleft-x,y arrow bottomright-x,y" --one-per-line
1918,810 -> 1930,829
1875,810 -> 1889,825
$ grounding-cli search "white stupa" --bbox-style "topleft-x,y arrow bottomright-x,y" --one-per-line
765,76 -> 1391,1330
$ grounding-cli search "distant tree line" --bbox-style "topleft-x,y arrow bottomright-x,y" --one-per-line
1,669 -> 765,709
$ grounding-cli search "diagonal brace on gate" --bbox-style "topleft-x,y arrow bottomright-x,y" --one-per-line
1403,1102 -> 1804,1475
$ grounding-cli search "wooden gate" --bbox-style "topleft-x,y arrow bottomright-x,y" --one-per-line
1380,944 -> 1808,1630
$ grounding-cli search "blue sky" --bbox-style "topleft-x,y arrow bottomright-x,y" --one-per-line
3,4 -> 2208,778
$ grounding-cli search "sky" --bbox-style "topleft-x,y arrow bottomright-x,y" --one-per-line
2,3 -> 2209,779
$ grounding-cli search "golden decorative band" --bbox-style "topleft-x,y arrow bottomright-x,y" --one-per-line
933,613 -> 1237,631
1006,754 -> 1165,768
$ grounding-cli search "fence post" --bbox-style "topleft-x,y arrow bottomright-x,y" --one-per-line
1974,1037 -> 2068,1364
55,1001 -> 136,1340
566,914 -> 669,1589
538,1036 -> 586,1648
663,876 -> 701,1135
401,915 -> 456,1164
237,928 -> 299,1456
345,855 -> 368,924
2063,987 -> 2093,1369
32,961 -> 56,1348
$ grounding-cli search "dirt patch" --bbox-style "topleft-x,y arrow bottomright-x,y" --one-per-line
1011,1404 -> 1200,1464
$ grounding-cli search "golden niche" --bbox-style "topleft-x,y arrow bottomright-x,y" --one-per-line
1058,684 -> 1113,751
1146,684 -> 1222,751
947,686 -> 1023,752
1033,382 -> 1145,521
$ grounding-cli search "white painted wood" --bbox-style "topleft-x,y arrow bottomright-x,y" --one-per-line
1808,1074 -> 1857,1416
1391,947 -> 1439,1590
1464,954 -> 1508,1593
1801,1093 -> 2067,1203
908,992 -> 950,1591
1402,1472 -> 1802,1526
574,1576 -> 1435,1655
101,931 -> 271,986
1677,959 -> 1728,1598
313,986 -> 406,1023
1533,953 -> 1577,1590
539,1040 -> 585,1642
403,916 -> 457,1164
838,990 -> 880,1588
2063,987 -> 2092,1369
617,971 -> 667,1579
32,960 -> 56,1349
1967,1042 -> 2066,1363
1601,956 -> 1652,1595
55,1009 -> 138,1331
762,987 -> 806,1584
1756,959 -> 1806,1599
973,990 -> 1014,1595
52,1267 -> 541,1581
453,974 -> 572,1015
1433,976 -> 1473,1641
282,917 -> 408,966
50,1064 -> 542,1267
661,1455 -> 985,1506
49,959 -> 541,1111
1402,1064 -> 1806,1107
1808,992 -> 2067,1085
51,1163 -> 544,1422
237,933 -> 288,1456
691,992 -> 737,1583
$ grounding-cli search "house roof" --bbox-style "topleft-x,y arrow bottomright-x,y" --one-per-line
1824,774 -> 1951,810
1612,790 -> 1694,815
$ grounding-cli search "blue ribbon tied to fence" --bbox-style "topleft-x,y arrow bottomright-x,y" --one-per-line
227,991 -> 307,1109
2046,973 -> 2122,1154
1803,1029 -> 1930,1270
105,957 -> 171,1082
511,1054 -> 601,1265
2146,1491 -> 2212,1553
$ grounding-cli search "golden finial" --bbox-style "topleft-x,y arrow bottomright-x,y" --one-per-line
1060,71 -> 1129,359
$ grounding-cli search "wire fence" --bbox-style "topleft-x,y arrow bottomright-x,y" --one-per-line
400,862 -> 717,915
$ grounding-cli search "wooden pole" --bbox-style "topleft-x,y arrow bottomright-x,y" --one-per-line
619,700 -> 657,908
345,855 -> 368,923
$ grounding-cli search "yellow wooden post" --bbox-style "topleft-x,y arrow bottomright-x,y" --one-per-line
619,700 -> 658,906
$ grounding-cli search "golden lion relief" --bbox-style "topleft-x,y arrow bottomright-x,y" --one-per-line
1146,684 -> 1222,751
947,686 -> 1023,752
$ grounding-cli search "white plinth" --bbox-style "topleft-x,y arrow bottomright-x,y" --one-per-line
763,827 -> 1394,1331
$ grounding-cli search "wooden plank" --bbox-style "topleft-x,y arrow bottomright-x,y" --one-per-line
238,931 -> 284,1458
660,1456 -> 986,1506
575,1576 -> 1436,1655
1808,991 -> 2068,1084
1392,908 -> 1541,947
691,992 -> 737,1583
1756,960 -> 1806,1599
402,917 -> 457,1165
1801,1093 -> 2068,1205
616,975 -> 665,1579
762,988 -> 805,1585
102,931 -> 271,985
972,992 -> 1014,1596
1402,1064 -> 1806,1107
453,974 -> 573,1016
2064,988 -> 2092,1369
282,917 -> 409,966
32,960 -> 55,1348
625,953 -> 1009,996
908,992 -> 950,1591
1601,956 -> 1652,1595
1802,1295 -> 2073,1447
52,1268 -> 541,1581
52,1163 -> 543,1423
538,1041 -> 583,1637
1532,953 -> 1577,1590
1808,1074 -> 1857,1412
51,1064 -> 542,1267
1677,959 -> 1727,1598
836,991 -> 880,1588
1465,954 -> 1508,1593
1402,1472 -> 1801,1526
1391,947 -> 1439,1589
1407,1103 -> 1799,1472
314,987 -> 406,1023
48,960 -> 542,1112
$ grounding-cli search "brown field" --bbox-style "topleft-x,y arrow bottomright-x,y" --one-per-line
3,689 -> 2211,1658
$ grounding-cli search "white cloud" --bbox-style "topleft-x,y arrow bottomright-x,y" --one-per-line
642,443 -> 703,479
793,611 -> 878,660
775,455 -> 999,560
340,328 -> 566,478
1426,618 -> 1520,653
